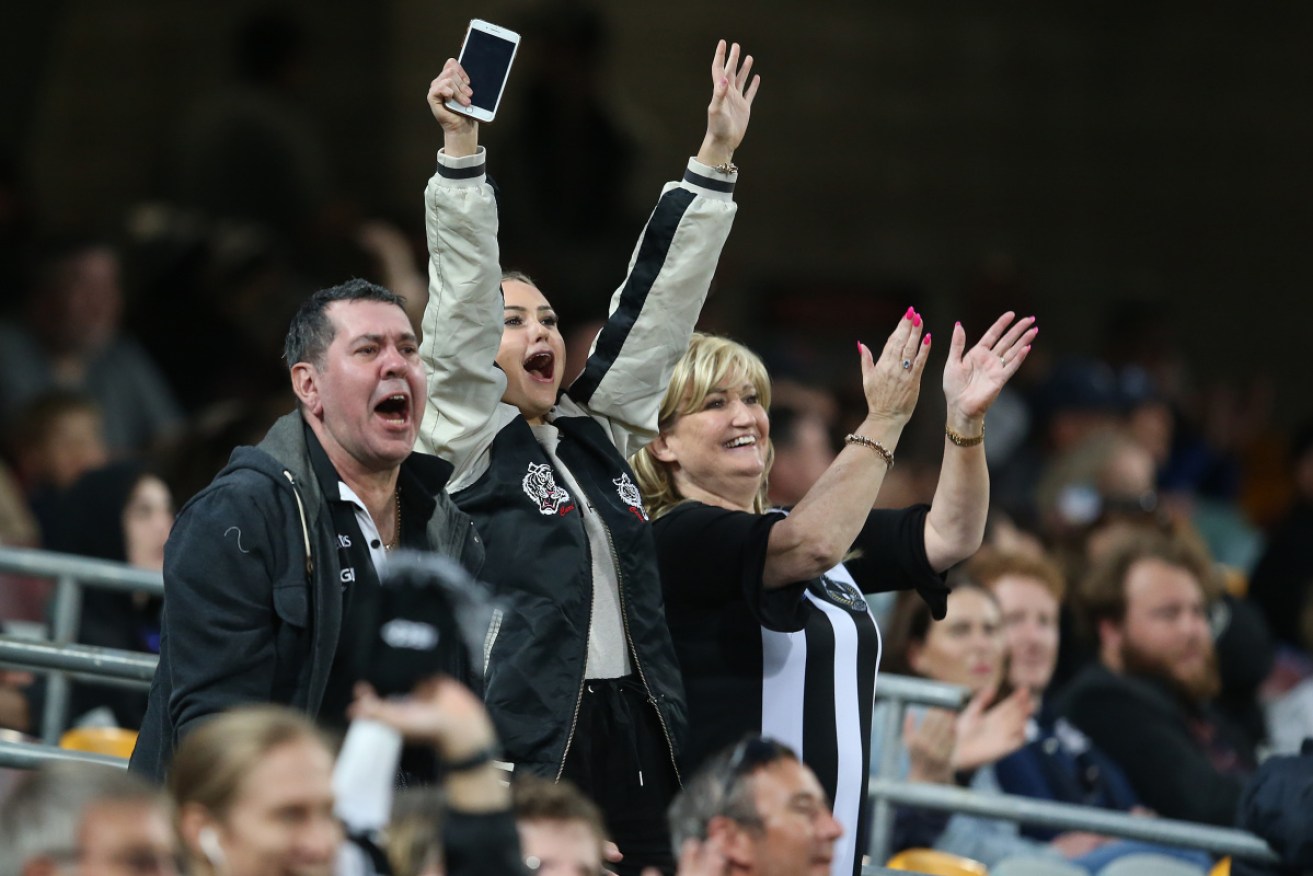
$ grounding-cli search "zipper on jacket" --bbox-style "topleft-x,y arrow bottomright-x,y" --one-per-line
555,504 -> 595,782
283,471 -> 314,579
482,608 -> 504,677
606,523 -> 682,787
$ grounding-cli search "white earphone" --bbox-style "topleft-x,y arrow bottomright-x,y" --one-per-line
197,826 -> 226,871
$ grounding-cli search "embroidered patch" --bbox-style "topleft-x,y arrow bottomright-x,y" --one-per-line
523,462 -> 574,516
613,472 -> 648,521
812,574 -> 868,613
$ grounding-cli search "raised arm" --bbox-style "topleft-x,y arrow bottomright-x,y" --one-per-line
566,41 -> 760,458
922,313 -> 1037,570
416,59 -> 516,484
762,310 -> 929,588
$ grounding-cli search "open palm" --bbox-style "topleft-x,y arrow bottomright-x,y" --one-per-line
943,312 -> 1036,420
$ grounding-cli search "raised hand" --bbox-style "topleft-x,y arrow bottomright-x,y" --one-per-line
942,312 -> 1037,422
698,40 -> 761,167
348,677 -> 495,761
427,58 -> 479,156
858,306 -> 932,427
952,683 -> 1034,771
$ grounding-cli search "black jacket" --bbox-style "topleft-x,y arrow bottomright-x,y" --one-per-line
130,412 -> 483,780
1054,662 -> 1253,827
454,414 -> 687,778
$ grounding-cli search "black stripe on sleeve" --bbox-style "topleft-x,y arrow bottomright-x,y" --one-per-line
569,186 -> 697,404
437,162 -> 485,179
683,168 -> 736,193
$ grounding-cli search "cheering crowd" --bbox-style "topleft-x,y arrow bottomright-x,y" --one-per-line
2,26 -> 1311,876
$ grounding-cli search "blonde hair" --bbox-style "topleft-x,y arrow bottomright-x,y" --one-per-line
631,333 -> 774,519
169,705 -> 331,823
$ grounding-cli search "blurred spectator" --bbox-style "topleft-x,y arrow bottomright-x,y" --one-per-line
514,776 -> 609,876
32,462 -> 173,731
880,578 -> 1208,873
170,706 -> 342,876
1249,420 -> 1313,653
667,735 -> 843,876
765,403 -> 836,508
0,761 -> 176,876
969,548 -> 1212,870
0,239 -> 181,454
0,460 -> 37,547
5,391 -> 109,505
1055,530 -> 1256,826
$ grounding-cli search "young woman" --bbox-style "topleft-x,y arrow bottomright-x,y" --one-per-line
630,310 -> 1036,876
418,40 -> 759,874
40,461 -> 174,730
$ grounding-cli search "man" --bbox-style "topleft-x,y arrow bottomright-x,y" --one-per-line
513,776 -> 609,876
0,239 -> 181,453
131,279 -> 483,779
667,736 -> 843,876
0,761 -> 177,876
1055,530 -> 1254,826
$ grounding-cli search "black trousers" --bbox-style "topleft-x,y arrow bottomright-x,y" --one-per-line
559,675 -> 678,876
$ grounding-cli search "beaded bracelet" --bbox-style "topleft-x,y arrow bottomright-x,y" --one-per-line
844,433 -> 894,468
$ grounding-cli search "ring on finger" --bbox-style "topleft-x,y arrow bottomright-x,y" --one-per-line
902,359 -> 912,370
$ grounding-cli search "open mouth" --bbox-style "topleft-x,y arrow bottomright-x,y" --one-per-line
524,351 -> 556,382
374,393 -> 411,423
724,435 -> 756,449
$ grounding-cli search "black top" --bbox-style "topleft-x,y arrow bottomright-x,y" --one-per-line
1053,662 -> 1255,827
652,501 -> 944,876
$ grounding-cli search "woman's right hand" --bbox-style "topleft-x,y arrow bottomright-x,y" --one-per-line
858,307 -> 932,428
951,683 -> 1033,771
427,59 -> 479,156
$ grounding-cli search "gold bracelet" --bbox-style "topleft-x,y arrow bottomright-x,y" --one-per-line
844,433 -> 894,468
945,421 -> 985,447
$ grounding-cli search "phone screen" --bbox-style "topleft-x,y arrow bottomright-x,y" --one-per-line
461,28 -> 516,113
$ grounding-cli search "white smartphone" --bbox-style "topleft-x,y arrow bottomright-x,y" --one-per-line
446,19 -> 520,123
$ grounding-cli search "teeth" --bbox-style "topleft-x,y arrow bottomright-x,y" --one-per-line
724,436 -> 756,448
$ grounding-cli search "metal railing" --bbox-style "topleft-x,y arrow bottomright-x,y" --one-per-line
866,672 -> 1279,866
0,545 -> 162,744
0,546 -> 1282,867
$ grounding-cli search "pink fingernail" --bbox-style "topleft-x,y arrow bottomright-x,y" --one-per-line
905,306 -> 915,320
913,312 -> 922,327
924,333 -> 931,345
955,321 -> 962,328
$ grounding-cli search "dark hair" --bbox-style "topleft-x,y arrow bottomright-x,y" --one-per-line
283,278 -> 405,370
667,736 -> 797,851
882,582 -> 998,677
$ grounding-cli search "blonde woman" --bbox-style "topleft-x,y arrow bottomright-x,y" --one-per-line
632,310 -> 1035,876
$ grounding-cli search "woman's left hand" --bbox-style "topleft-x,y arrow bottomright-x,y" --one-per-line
943,312 -> 1037,421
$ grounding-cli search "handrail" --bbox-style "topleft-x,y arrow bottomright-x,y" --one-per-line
869,675 -> 968,859
867,778 -> 1278,863
0,545 -> 164,594
0,739 -> 128,770
0,635 -> 157,684
877,674 -> 969,711
0,545 -> 162,743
